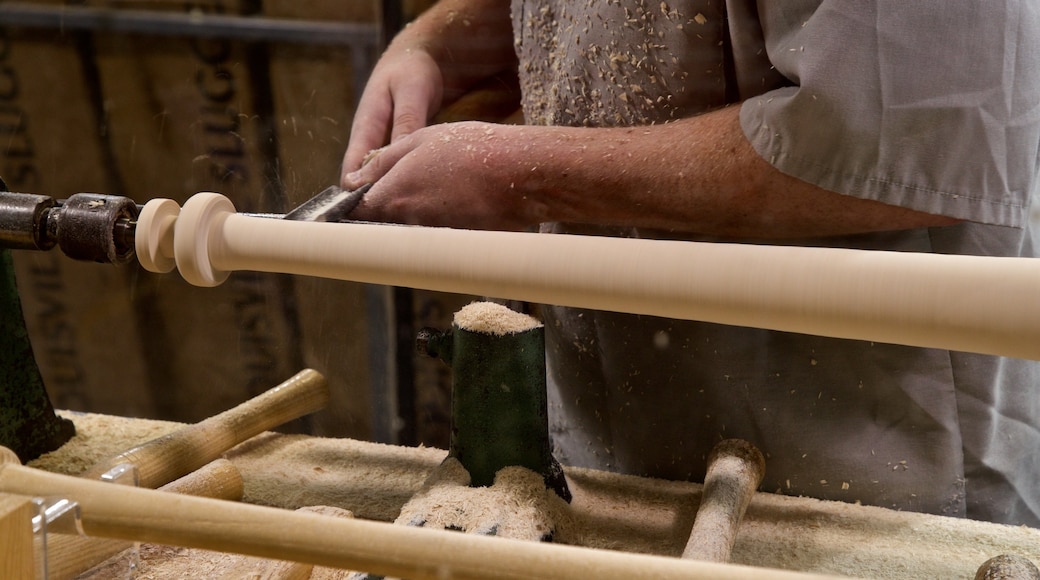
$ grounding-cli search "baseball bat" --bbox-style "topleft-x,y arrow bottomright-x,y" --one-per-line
137,193 -> 1040,361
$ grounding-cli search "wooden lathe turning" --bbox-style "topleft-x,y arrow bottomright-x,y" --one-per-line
136,191 -> 1040,360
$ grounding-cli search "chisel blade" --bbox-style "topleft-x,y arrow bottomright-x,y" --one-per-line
283,183 -> 371,222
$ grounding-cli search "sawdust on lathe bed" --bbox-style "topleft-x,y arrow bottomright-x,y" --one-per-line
27,411 -> 182,475
393,457 -> 566,541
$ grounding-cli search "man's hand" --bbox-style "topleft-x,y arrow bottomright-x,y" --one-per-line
341,48 -> 444,176
341,0 -> 516,183
345,121 -> 541,231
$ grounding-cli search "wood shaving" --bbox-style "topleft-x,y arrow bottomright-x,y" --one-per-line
361,146 -> 385,167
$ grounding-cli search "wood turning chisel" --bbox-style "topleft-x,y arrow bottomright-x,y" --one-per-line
283,183 -> 372,223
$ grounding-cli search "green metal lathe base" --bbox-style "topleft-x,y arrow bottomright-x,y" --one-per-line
419,307 -> 571,502
1,249 -> 75,462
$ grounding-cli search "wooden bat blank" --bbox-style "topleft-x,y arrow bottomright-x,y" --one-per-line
3,443 -> 244,580
214,505 -> 355,580
47,458 -> 244,580
16,369 -> 323,577
137,193 -> 1040,361
0,463 -> 849,580
80,368 -> 328,488
683,439 -> 766,562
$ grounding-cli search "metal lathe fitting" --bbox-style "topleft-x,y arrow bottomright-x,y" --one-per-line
0,191 -> 57,251
54,193 -> 139,264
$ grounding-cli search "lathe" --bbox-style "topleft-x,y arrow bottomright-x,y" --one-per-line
2,180 -> 1040,579
0,184 -> 139,464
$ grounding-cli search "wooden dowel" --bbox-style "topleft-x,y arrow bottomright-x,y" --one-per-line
138,193 -> 1040,360
12,369 -> 316,577
3,443 -> 244,580
161,458 -> 243,500
216,505 -> 355,580
46,458 -> 245,580
80,368 -> 328,488
0,463 -> 852,580
682,439 -> 766,562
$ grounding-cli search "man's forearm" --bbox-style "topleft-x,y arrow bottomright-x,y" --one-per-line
519,105 -> 960,238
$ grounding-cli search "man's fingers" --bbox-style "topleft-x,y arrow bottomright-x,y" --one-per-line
343,76 -> 439,187
342,131 -> 411,192
342,135 -> 384,183
389,65 -> 442,142
342,89 -> 394,173
389,104 -> 430,143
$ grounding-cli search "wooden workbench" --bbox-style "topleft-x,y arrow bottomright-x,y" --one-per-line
29,411 -> 1040,579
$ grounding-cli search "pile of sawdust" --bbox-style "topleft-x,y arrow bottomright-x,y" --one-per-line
454,301 -> 543,335
393,457 -> 564,541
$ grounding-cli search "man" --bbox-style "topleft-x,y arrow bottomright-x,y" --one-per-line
341,0 -> 1040,525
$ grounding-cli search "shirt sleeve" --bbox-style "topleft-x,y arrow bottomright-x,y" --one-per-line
737,1 -> 1040,227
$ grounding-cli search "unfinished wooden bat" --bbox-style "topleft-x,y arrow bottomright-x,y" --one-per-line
214,505 -> 355,580
159,458 -> 244,500
0,463 -> 849,580
80,368 -> 328,488
2,445 -> 244,580
17,370 -> 320,578
2,447 -> 243,499
138,193 -> 1040,361
47,459 -> 244,580
682,439 -> 766,563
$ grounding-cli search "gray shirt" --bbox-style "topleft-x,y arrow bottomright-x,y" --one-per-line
512,0 -> 1040,525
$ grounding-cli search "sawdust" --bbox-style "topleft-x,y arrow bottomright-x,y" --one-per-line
226,431 -> 439,523
453,301 -> 543,335
77,539 -> 356,580
394,457 -> 564,541
361,146 -> 384,166
27,411 -> 182,476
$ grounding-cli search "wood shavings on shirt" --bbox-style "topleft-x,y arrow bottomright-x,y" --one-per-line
514,0 -> 726,128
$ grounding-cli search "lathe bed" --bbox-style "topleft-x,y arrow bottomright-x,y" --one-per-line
29,410 -> 1040,580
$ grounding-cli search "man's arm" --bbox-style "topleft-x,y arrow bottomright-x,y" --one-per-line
344,104 -> 960,237
342,0 -> 515,174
